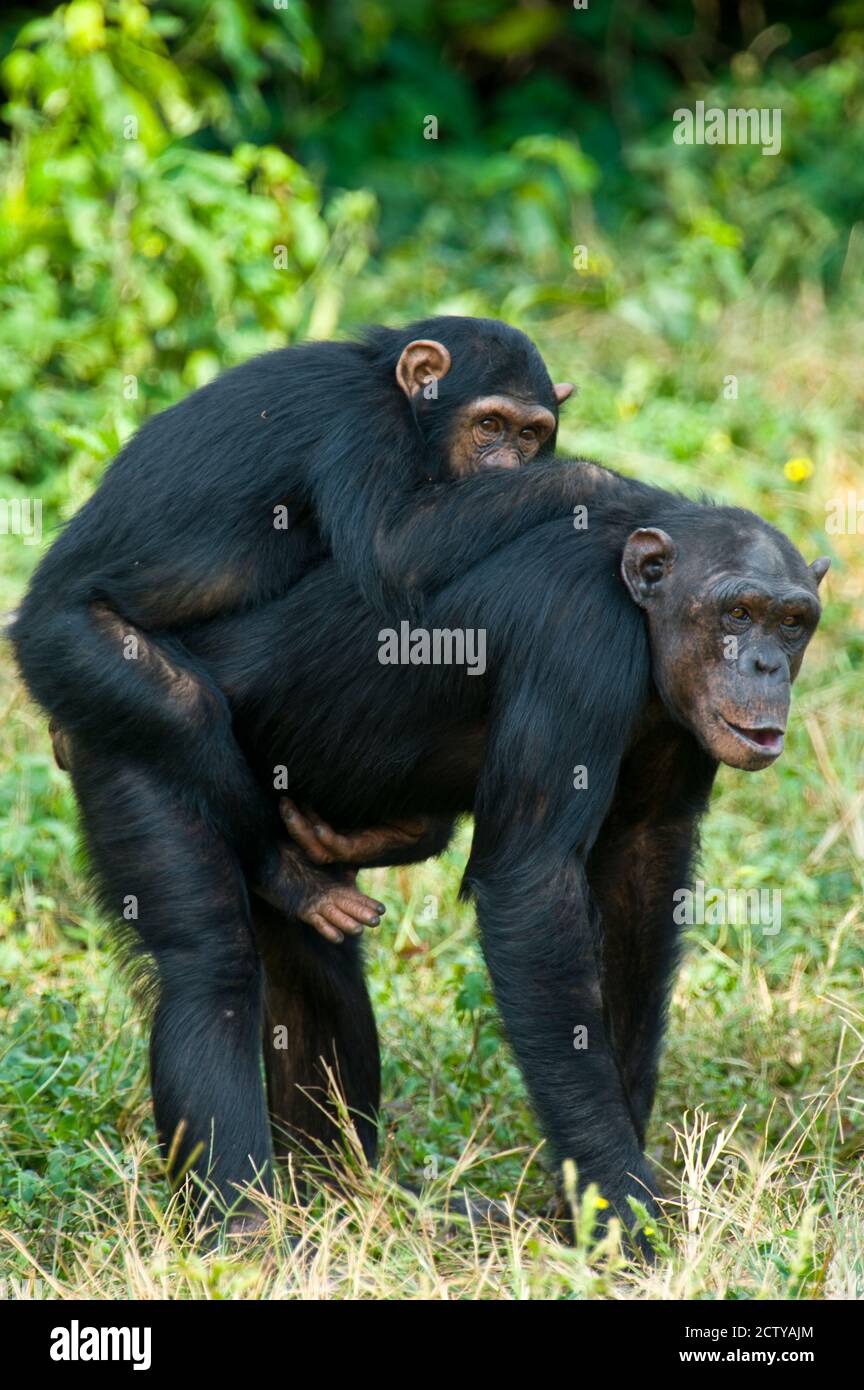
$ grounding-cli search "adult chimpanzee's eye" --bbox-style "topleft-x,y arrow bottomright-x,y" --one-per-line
480,417 -> 501,433
781,614 -> 801,630
520,427 -> 537,441
729,605 -> 750,623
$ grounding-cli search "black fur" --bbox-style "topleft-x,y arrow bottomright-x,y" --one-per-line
11,317 -> 577,901
41,460 -> 818,1242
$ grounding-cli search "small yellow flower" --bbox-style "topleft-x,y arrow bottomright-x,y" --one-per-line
594,1196 -> 609,1210
617,399 -> 638,420
707,430 -> 731,454
784,456 -> 814,483
644,1225 -> 655,1237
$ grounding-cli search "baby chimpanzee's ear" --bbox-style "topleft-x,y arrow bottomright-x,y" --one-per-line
810,556 -> 830,588
553,383 -> 575,404
396,340 -> 452,398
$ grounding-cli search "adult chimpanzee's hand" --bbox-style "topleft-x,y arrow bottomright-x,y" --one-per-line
279,799 -> 430,866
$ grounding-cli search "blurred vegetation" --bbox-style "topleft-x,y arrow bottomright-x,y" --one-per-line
1,0 -> 863,504
0,1 -> 862,1296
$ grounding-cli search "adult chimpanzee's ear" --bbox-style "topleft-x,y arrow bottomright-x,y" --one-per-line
810,556 -> 831,588
554,382 -> 575,404
396,340 -> 452,398
621,528 -> 677,607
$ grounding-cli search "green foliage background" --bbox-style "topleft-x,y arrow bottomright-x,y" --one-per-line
0,1 -> 862,1294
1,0 -> 863,512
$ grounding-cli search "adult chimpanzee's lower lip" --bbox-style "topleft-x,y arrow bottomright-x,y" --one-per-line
721,717 -> 785,756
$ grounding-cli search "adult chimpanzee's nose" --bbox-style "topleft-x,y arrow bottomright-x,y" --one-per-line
744,646 -> 783,677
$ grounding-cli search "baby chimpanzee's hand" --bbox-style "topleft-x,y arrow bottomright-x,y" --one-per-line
279,799 -> 428,865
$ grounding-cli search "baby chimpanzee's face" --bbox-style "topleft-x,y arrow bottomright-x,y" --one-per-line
447,394 -> 558,474
393,333 -> 573,477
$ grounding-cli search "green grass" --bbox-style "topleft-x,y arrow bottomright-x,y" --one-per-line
0,292 -> 862,1299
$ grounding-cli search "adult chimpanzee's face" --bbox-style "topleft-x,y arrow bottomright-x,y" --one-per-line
621,519 -> 830,771
394,337 -> 574,477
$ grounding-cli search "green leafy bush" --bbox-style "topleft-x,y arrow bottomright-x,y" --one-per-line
0,0 -> 374,508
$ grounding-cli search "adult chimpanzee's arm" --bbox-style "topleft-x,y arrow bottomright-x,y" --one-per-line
469,854 -> 657,1239
459,545 -> 662,1245
586,724 -> 717,1145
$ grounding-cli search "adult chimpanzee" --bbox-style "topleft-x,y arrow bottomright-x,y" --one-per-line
50,460 -> 828,1245
12,317 -> 580,943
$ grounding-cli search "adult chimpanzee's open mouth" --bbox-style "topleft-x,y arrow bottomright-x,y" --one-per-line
721,717 -> 785,757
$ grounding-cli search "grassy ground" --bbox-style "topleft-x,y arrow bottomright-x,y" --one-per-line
0,294 -> 861,1300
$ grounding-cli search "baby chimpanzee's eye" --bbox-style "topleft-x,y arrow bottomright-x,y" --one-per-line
520,427 -> 537,441
480,417 -> 502,433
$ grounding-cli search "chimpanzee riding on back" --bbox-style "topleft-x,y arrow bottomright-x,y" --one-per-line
13,316 -> 585,940
34,447 -> 828,1246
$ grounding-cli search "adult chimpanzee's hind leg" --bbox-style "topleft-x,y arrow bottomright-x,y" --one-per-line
66,741 -> 273,1217
253,902 -> 380,1170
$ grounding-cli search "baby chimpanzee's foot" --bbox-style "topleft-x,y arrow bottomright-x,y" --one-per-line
252,847 -> 385,944
298,876 -> 386,946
